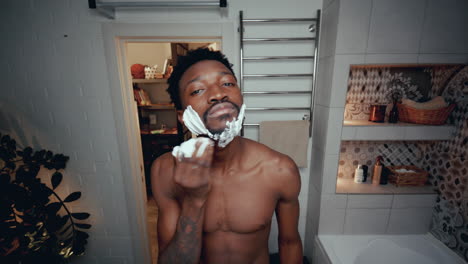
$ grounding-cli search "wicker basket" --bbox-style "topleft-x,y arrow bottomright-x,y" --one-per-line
397,103 -> 456,125
387,165 -> 428,187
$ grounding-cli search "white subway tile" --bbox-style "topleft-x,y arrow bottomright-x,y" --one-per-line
392,194 -> 437,208
347,194 -> 393,209
318,207 -> 345,234
344,208 -> 390,234
367,0 -> 426,53
336,0 -> 372,54
386,207 -> 433,234
325,107 -> 344,155
322,154 -> 340,194
321,194 -> 348,209
420,0 -> 468,53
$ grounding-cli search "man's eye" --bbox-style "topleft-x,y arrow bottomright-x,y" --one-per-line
191,89 -> 202,96
222,82 -> 235,87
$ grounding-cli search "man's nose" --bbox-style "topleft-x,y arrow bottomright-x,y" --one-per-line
208,84 -> 228,103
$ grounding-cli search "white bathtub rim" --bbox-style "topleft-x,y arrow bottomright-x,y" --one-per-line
317,233 -> 467,264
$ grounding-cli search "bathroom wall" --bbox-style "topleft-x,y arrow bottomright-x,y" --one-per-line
306,0 -> 468,259
0,0 -> 322,263
422,66 -> 468,261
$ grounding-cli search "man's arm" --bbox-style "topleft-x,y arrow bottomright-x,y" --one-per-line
275,156 -> 303,264
151,141 -> 214,264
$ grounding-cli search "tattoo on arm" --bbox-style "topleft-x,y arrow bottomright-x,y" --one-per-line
159,213 -> 204,264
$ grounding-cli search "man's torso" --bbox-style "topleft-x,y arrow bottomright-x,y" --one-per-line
169,138 -> 283,264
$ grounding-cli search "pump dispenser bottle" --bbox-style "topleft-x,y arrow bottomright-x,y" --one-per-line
372,156 -> 383,185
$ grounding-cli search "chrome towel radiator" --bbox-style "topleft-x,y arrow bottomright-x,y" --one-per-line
239,10 -> 321,137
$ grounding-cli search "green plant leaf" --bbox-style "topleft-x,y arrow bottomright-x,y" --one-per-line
46,202 -> 62,215
59,223 -> 73,236
75,223 -> 91,229
71,213 -> 90,220
51,172 -> 63,190
0,173 -> 10,184
64,192 -> 81,203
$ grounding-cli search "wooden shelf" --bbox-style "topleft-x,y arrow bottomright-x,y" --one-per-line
133,78 -> 167,84
138,104 -> 175,110
336,178 -> 436,194
341,120 -> 455,141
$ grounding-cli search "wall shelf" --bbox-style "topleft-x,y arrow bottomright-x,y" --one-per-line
133,79 -> 167,84
138,104 -> 174,110
341,120 -> 455,141
336,178 -> 435,195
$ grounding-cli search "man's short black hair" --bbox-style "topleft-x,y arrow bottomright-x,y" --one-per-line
167,48 -> 235,110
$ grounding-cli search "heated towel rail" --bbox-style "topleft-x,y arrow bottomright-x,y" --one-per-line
239,10 -> 321,137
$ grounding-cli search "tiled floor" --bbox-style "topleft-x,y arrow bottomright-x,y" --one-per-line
147,196 -> 159,264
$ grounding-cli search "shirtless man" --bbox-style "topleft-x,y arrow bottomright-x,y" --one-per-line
151,48 -> 303,264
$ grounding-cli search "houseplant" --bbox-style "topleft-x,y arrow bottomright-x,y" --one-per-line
0,133 -> 91,263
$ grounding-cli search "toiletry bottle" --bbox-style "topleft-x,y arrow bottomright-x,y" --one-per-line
389,100 -> 399,123
372,156 -> 383,185
362,165 -> 368,182
380,165 -> 389,185
354,164 -> 364,183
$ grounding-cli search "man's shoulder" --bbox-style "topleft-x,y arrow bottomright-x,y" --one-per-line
151,152 -> 175,178
241,138 -> 297,172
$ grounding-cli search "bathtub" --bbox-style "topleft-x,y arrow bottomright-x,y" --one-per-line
315,234 -> 466,264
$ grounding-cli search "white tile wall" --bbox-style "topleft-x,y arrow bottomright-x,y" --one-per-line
392,194 -> 437,208
311,0 -> 467,241
319,0 -> 340,58
420,0 -> 468,54
367,0 -> 426,54
335,0 -> 372,54
347,195 -> 393,209
417,53 -> 468,64
344,208 -> 390,234
312,104 -> 329,152
321,194 -> 348,209
315,56 -> 335,107
387,207 -> 433,234
324,107 -> 345,155
321,154 -> 340,194
363,53 -> 420,64
319,207 -> 346,234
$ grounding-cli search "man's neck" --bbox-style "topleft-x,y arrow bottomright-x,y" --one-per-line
211,136 -> 242,169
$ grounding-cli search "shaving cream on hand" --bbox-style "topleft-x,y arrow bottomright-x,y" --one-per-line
172,137 -> 214,160
182,104 -> 246,148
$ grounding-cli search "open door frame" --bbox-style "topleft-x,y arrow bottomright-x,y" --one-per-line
102,22 -> 236,263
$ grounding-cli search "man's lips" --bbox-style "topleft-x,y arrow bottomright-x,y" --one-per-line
207,102 -> 236,118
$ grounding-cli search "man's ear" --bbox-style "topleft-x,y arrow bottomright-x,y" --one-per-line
177,110 -> 184,125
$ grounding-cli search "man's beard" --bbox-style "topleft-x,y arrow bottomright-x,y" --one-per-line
202,101 -> 240,135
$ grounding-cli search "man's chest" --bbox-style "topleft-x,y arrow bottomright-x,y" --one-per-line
202,171 -> 278,234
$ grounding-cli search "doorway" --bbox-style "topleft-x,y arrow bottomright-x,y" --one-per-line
124,40 -> 221,263
102,21 -> 235,264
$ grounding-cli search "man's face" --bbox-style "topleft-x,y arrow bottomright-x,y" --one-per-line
178,60 -> 243,134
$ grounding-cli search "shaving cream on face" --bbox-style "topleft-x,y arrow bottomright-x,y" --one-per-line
172,137 -> 214,160
182,104 -> 246,148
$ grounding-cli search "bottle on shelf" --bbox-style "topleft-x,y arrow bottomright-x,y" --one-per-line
354,164 -> 365,183
388,100 -> 399,123
372,156 -> 383,185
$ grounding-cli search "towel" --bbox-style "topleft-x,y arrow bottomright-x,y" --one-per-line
259,120 -> 310,168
